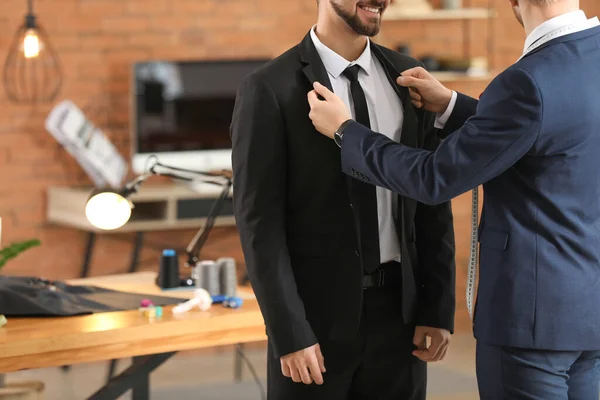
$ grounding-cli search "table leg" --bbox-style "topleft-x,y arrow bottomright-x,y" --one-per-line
106,359 -> 117,383
131,357 -> 150,400
234,343 -> 244,382
81,232 -> 97,278
87,352 -> 175,400
128,232 -> 144,273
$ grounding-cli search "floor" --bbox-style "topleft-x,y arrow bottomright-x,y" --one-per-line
5,333 -> 480,399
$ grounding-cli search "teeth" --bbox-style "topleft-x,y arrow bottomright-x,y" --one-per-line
361,6 -> 380,13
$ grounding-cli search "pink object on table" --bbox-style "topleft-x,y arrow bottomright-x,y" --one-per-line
140,299 -> 154,308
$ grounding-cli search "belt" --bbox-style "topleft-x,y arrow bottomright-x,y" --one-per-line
362,261 -> 402,289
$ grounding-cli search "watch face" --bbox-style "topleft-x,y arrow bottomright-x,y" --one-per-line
334,132 -> 343,147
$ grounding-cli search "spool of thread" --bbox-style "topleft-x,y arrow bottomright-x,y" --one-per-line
195,260 -> 214,291
218,257 -> 237,297
200,261 -> 220,296
157,249 -> 180,289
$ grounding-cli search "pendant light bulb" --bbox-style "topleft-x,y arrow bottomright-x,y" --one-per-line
23,29 -> 41,58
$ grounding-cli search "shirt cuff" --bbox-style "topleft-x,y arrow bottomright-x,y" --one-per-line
434,91 -> 458,129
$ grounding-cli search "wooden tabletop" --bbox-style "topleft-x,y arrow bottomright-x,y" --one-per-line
0,272 -> 266,373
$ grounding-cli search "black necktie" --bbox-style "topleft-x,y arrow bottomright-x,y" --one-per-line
343,65 -> 380,273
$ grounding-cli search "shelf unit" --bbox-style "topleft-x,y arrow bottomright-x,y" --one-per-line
384,7 -> 496,21
47,184 -> 235,234
382,1 -> 497,82
433,71 -> 492,82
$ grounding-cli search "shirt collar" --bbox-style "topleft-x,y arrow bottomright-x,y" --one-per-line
523,10 -> 588,55
310,25 -> 372,79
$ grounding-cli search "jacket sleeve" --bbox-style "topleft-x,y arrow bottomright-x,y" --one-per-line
439,93 -> 479,139
414,109 -> 456,332
340,68 -> 542,206
230,75 -> 317,359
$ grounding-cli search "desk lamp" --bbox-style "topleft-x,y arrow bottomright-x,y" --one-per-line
84,156 -> 233,272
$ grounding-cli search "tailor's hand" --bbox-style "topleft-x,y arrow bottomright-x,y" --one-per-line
397,67 -> 453,113
412,326 -> 451,362
280,343 -> 326,385
307,82 -> 352,139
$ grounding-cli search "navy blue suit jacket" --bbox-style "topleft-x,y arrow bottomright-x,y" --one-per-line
340,26 -> 600,350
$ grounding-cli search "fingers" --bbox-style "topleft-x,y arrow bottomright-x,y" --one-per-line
439,343 -> 449,361
412,330 -> 451,362
316,346 -> 326,373
298,363 -> 313,385
413,328 -> 427,350
313,81 -> 335,101
396,75 -> 422,88
307,90 -> 320,107
409,87 -> 422,102
400,66 -> 427,79
428,335 -> 445,361
281,361 -> 291,378
284,360 -> 311,384
307,355 -> 324,385
280,345 -> 326,386
290,365 -> 302,383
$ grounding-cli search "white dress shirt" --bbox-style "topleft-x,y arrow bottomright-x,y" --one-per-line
437,10 -> 600,127
310,27 -> 403,263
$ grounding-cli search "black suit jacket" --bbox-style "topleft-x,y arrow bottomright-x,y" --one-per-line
230,32 -> 456,359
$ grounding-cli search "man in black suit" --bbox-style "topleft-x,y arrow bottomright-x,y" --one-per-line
230,0 -> 456,398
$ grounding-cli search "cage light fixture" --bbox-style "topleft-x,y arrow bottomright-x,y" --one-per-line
3,0 -> 63,104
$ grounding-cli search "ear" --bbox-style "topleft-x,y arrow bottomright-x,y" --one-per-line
508,0 -> 519,8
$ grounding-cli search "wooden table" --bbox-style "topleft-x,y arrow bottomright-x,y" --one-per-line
0,272 -> 266,399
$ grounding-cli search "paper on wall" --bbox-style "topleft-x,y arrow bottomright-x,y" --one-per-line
45,100 -> 128,189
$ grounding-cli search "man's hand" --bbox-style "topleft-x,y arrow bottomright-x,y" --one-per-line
307,82 -> 352,139
412,326 -> 451,362
397,67 -> 453,113
281,343 -> 326,385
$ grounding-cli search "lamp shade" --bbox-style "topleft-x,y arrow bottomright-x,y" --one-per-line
85,191 -> 132,230
3,1 -> 62,104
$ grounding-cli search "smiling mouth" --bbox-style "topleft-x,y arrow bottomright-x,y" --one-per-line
358,5 -> 382,16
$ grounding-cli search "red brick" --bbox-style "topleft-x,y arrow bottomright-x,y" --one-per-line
148,17 -> 201,32
102,17 -> 150,33
78,0 -> 128,17
78,34 -> 128,51
127,32 -> 177,48
171,0 -> 216,14
127,0 -> 169,15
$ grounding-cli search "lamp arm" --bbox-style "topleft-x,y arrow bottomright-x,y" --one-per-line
149,160 -> 231,181
184,179 -> 233,268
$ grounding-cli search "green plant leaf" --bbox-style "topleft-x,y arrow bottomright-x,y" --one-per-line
0,239 -> 41,270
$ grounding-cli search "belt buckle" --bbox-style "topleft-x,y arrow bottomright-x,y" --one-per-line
378,268 -> 386,287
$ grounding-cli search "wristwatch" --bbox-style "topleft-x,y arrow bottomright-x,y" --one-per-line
334,119 -> 354,148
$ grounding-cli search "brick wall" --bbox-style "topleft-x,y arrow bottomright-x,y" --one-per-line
0,0 -> 598,328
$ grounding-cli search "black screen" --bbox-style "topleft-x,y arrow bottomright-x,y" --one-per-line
133,59 -> 269,154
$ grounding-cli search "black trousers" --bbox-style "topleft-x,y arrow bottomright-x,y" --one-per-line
267,286 -> 426,400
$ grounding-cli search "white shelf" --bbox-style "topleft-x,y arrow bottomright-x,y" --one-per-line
432,71 -> 493,82
384,8 -> 495,21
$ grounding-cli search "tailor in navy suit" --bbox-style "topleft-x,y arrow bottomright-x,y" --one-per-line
339,26 -> 600,399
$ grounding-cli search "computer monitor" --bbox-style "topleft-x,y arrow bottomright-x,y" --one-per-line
130,58 -> 270,175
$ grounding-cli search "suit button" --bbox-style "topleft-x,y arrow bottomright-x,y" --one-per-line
349,203 -> 353,209
355,250 -> 360,257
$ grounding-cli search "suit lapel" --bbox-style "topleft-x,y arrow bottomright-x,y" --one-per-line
298,33 -> 334,94
370,44 -> 421,236
371,44 -> 419,149
298,31 -> 357,199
